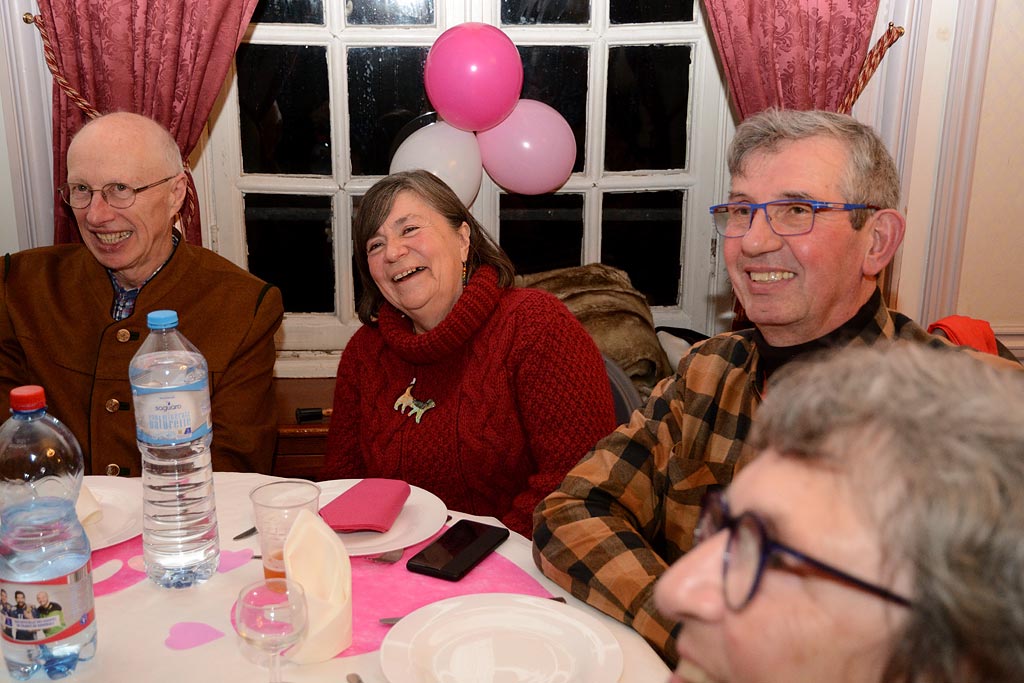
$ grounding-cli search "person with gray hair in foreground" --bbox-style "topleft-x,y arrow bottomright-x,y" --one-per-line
655,343 -> 1024,683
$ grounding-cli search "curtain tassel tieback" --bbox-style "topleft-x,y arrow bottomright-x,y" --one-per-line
839,23 -> 906,115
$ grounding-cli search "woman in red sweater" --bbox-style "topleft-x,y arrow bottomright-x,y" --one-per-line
320,170 -> 616,536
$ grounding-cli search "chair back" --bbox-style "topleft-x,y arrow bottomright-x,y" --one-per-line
604,354 -> 644,424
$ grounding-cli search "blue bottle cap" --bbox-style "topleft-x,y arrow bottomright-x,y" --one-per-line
147,310 -> 179,330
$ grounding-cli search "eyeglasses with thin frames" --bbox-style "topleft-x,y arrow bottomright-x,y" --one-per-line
709,200 -> 880,238
57,174 -> 179,210
695,488 -> 912,611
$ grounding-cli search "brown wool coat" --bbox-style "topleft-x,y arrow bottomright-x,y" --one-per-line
0,239 -> 283,475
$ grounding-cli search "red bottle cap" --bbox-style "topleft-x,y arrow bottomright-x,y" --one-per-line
9,385 -> 46,411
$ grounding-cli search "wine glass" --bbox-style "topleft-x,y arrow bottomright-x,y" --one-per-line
234,578 -> 308,683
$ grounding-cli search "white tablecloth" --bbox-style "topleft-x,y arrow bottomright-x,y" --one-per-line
60,472 -> 669,682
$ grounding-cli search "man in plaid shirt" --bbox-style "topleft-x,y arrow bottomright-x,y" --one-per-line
533,108 -> 1016,664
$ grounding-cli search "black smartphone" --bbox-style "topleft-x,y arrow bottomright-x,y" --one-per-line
406,519 -> 511,581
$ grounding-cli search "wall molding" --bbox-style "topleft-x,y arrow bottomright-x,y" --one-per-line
994,325 -> 1024,361
919,0 -> 996,324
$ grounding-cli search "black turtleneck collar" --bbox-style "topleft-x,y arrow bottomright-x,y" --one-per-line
753,288 -> 883,384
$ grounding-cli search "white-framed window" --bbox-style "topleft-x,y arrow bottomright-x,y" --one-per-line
197,0 -> 733,376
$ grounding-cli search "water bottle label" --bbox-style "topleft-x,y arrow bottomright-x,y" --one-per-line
134,383 -> 212,446
1,561 -> 95,645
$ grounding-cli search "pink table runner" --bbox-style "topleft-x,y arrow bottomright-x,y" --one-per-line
92,526 -> 553,656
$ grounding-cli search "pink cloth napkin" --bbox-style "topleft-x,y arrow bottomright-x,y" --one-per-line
319,478 -> 411,533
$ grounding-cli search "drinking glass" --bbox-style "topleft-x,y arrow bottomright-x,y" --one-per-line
234,578 -> 308,683
250,480 -> 321,580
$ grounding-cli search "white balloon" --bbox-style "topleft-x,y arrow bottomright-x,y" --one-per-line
389,121 -> 483,206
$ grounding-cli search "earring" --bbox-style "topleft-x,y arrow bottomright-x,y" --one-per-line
462,261 -> 468,286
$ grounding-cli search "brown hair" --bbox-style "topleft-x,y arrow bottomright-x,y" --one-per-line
352,170 -> 515,325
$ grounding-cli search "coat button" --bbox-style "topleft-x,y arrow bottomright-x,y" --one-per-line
105,398 -> 120,412
105,464 -> 121,477
116,329 -> 131,342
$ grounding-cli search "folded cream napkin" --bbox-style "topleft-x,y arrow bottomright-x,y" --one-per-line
75,485 -> 102,526
283,508 -> 352,663
319,478 -> 411,533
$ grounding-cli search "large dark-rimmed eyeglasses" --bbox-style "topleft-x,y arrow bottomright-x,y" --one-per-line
709,200 -> 880,238
695,488 -> 912,611
57,175 -> 179,210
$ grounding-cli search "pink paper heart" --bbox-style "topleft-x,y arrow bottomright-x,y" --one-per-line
217,548 -> 254,573
165,622 -> 225,650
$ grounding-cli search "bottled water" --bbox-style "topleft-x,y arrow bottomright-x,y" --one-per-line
130,310 -> 219,589
0,385 -> 97,680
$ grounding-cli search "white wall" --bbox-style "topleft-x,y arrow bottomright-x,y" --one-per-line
958,0 -> 1024,332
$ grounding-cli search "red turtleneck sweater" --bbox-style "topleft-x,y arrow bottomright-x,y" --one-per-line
321,266 -> 617,537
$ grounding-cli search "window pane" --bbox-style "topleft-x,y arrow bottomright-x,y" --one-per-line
251,0 -> 324,25
501,0 -> 589,25
610,0 -> 693,24
600,191 -> 683,306
347,0 -> 434,25
519,46 -> 588,173
245,194 -> 335,313
348,46 -> 431,176
237,44 -> 331,175
605,44 -> 691,172
500,194 -> 584,274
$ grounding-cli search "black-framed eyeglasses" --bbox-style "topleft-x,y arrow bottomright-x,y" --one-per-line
695,488 -> 912,611
57,175 -> 179,210
709,199 -> 880,238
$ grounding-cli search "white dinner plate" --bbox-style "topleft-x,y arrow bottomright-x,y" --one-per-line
82,475 -> 143,551
317,479 -> 447,557
379,593 -> 624,683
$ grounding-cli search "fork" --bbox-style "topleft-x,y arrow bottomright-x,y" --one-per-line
368,548 -> 404,564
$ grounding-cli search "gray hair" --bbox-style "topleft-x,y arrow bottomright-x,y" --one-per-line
750,343 -> 1024,682
728,109 -> 900,228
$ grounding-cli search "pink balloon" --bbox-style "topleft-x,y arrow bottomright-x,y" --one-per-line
477,99 -> 576,195
424,23 -> 523,132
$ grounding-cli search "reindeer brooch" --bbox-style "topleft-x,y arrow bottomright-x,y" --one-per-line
393,378 -> 436,424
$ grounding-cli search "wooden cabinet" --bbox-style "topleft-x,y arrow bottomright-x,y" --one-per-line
272,377 -> 335,479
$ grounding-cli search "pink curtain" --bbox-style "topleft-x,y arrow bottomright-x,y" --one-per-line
704,0 -> 880,121
34,0 -> 260,245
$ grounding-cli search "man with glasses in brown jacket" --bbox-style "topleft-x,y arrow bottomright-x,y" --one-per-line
0,112 -> 283,475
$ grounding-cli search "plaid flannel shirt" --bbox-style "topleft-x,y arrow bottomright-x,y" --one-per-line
532,291 -> 955,664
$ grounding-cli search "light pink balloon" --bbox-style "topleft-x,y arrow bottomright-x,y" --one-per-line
477,99 -> 576,195
424,23 -> 523,132
389,121 -> 482,207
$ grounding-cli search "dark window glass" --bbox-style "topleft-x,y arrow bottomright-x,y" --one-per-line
251,0 -> 324,24
501,0 -> 590,25
605,44 -> 691,172
347,0 -> 434,25
237,44 -> 331,175
519,46 -> 588,173
610,0 -> 693,24
348,46 -> 431,176
600,191 -> 683,306
500,194 -> 584,274
245,194 -> 335,313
